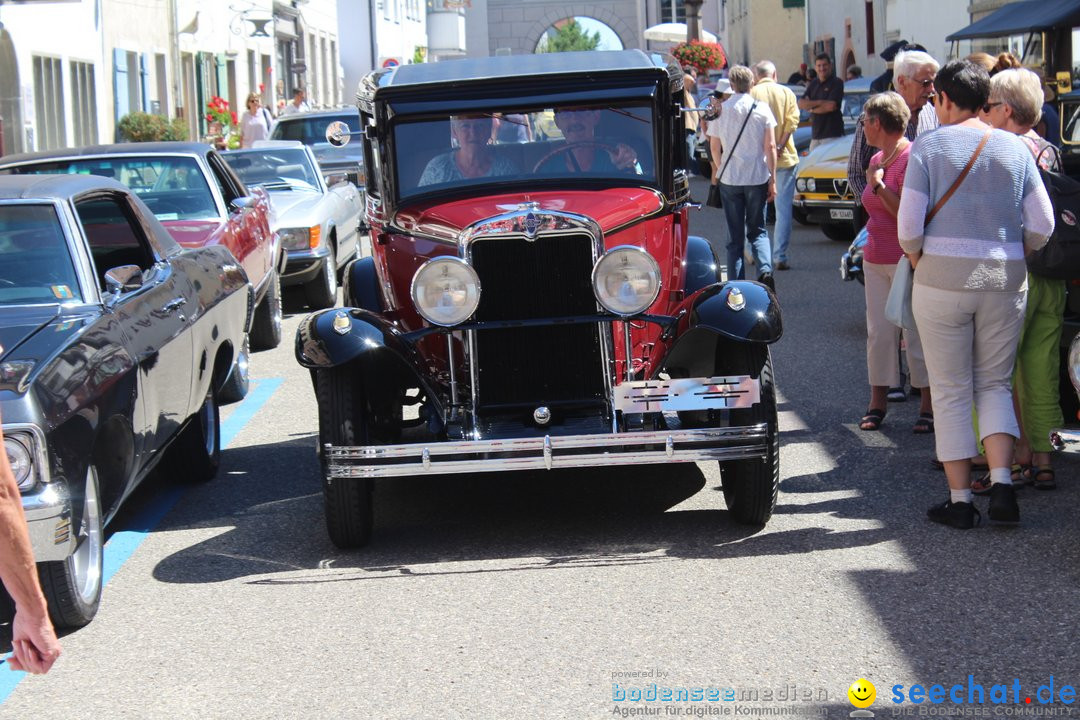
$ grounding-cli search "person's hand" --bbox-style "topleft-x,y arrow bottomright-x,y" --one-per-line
612,143 -> 639,172
8,608 -> 61,674
866,162 -> 883,190
907,251 -> 921,270
766,180 -> 777,203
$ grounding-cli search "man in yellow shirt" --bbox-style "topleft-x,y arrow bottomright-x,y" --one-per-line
751,60 -> 800,270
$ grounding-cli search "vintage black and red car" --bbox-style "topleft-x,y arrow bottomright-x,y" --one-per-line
296,50 -> 783,548
0,174 -> 249,627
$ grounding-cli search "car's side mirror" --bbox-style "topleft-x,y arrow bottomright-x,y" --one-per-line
326,120 -> 352,147
230,196 -> 255,212
324,173 -> 348,187
104,265 -> 144,295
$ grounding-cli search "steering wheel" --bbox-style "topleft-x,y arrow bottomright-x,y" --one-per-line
532,141 -> 623,173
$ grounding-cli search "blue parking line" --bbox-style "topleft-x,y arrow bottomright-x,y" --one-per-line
0,377 -> 283,700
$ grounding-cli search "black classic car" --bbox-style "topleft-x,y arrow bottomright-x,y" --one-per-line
297,50 -> 783,548
0,175 -> 250,627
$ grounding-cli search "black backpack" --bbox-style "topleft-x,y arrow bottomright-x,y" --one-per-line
1026,144 -> 1080,280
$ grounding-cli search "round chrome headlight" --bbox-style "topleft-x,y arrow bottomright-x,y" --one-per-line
4,435 -> 34,491
410,257 -> 481,327
592,246 -> 661,317
795,178 -> 806,192
806,177 -> 817,192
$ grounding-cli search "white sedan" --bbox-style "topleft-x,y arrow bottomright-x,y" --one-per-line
224,141 -> 365,309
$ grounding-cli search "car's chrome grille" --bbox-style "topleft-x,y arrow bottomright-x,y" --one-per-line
470,234 -> 605,410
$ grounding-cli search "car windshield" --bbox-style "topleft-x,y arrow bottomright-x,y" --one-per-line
224,148 -> 320,192
1,156 -> 219,222
0,204 -> 82,305
393,103 -> 657,202
1063,100 -> 1080,145
271,113 -> 361,144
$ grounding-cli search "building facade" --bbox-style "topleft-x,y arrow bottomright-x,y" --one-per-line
725,0 -> 804,76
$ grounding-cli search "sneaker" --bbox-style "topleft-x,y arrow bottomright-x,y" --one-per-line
988,483 -> 1020,523
927,499 -> 980,529
886,387 -> 907,402
776,260 -> 790,270
757,272 -> 775,291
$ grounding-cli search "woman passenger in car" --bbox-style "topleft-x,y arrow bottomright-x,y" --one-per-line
418,114 -> 519,186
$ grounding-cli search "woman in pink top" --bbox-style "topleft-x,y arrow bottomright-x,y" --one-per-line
858,92 -> 933,432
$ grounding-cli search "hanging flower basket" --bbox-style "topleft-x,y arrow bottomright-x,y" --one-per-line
671,41 -> 727,75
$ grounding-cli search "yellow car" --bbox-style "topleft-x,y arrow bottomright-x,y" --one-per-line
792,78 -> 873,241
793,134 -> 859,241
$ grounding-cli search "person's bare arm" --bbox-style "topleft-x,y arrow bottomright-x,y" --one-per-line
811,100 -> 838,113
797,97 -> 818,111
763,126 -> 777,202
0,423 -> 61,674
709,136 -> 723,177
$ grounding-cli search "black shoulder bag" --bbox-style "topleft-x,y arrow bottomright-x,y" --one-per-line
1026,144 -> 1080,280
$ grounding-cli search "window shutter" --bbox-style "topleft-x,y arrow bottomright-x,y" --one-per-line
113,48 -> 129,140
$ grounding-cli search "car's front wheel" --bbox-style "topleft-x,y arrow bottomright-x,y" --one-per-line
719,347 -> 779,525
316,365 -> 373,548
39,464 -> 103,628
305,243 -> 338,310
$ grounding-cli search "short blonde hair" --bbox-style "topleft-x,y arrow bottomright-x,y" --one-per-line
965,53 -> 996,73
990,68 -> 1043,128
728,65 -> 754,93
863,91 -> 911,135
245,92 -> 260,106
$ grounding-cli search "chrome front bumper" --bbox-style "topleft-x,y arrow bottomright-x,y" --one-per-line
22,483 -> 75,562
327,424 -> 769,479
1049,428 -> 1080,454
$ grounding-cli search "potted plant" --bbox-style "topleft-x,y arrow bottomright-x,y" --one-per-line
671,40 -> 727,75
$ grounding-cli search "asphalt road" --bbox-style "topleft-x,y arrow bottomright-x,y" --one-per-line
2,177 -> 1079,719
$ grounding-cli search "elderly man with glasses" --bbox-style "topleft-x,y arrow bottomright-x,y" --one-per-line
847,50 -> 940,201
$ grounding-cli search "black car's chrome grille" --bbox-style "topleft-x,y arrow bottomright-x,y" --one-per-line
470,234 -> 605,411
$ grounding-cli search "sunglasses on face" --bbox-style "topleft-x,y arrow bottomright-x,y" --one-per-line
982,101 -> 1004,113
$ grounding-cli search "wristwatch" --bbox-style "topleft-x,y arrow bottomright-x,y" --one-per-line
872,180 -> 886,195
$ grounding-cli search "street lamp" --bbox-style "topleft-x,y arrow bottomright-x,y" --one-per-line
685,0 -> 704,43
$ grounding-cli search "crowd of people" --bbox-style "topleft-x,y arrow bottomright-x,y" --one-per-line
698,45 -> 1066,531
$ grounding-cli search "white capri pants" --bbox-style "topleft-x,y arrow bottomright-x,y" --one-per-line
864,260 -> 929,389
912,283 -> 1026,462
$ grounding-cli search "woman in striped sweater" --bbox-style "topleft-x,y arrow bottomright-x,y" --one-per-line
897,60 -> 1055,530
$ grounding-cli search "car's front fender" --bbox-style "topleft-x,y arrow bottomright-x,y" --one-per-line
683,281 -> 782,344
295,308 -> 443,412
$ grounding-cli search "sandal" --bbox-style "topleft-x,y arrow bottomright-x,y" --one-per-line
1030,466 -> 1057,490
859,408 -> 886,431
972,464 -> 1027,496
913,412 -> 934,434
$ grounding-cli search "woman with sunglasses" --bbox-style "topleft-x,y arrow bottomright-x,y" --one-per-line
896,60 -> 1055,530
974,67 -> 1065,493
239,93 -> 273,149
857,92 -> 933,434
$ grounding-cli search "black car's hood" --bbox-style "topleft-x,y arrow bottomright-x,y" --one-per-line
0,306 -> 62,361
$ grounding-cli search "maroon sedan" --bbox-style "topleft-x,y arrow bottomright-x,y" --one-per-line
0,143 -> 285,362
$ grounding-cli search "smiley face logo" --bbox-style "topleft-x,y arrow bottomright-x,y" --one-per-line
848,678 -> 876,708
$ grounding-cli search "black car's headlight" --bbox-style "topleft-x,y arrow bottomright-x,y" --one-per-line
592,246 -> 661,317
411,257 -> 481,327
4,431 -> 38,492
280,226 -> 321,251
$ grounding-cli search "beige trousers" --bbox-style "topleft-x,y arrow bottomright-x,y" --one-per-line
864,260 -> 928,389
912,283 -> 1026,462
